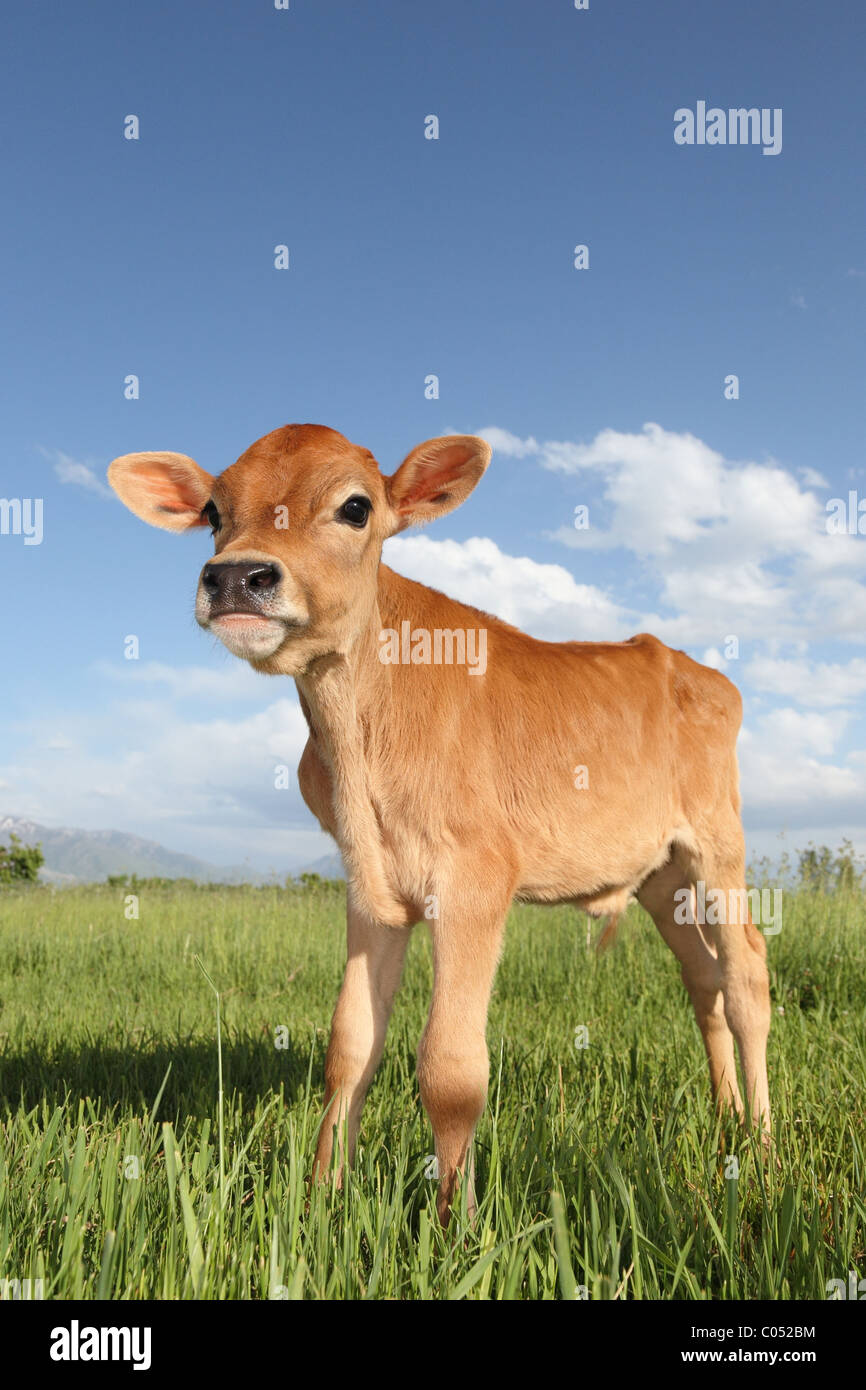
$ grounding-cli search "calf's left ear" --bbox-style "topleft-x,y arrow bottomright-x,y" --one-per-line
386,435 -> 491,534
107,451 -> 215,532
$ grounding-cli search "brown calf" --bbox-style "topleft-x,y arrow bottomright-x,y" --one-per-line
108,423 -> 771,1223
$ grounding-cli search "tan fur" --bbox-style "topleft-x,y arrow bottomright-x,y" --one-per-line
108,423 -> 772,1225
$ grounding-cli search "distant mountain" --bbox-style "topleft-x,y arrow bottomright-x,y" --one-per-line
0,816 -> 280,885
297,852 -> 346,881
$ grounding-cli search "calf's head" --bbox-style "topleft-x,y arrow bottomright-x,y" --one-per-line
108,424 -> 491,675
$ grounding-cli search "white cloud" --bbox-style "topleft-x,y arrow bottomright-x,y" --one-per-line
44,449 -> 113,498
744,655 -> 866,708
535,423 -> 821,562
755,707 -> 849,758
475,426 -> 541,458
739,710 -> 865,827
482,421 -> 866,646
384,534 -> 633,640
799,466 -> 829,487
0,694 -> 324,871
94,659 -> 274,701
645,561 -> 796,646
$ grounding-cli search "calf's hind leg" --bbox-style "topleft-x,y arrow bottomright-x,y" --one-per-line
702,854 -> 771,1132
637,854 -> 743,1116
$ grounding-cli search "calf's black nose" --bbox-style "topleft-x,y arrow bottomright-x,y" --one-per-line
202,561 -> 280,613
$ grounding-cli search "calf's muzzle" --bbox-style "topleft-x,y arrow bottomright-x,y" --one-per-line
201,561 -> 281,615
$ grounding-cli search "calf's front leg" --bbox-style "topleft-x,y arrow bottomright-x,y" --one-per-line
417,881 -> 510,1226
312,902 -> 412,1184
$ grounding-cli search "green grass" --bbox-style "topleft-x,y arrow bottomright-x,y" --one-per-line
0,881 -> 864,1299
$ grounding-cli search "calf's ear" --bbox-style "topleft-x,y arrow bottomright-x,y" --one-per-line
107,451 -> 215,532
386,435 -> 491,534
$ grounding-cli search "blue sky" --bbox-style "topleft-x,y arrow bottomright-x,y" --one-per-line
1,0 -> 865,874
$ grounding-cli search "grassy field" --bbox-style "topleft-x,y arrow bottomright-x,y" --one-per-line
0,880 -> 863,1300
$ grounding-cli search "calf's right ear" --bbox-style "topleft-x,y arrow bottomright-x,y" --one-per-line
107,451 -> 215,532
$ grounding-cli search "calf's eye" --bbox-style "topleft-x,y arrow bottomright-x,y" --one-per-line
337,496 -> 371,528
202,501 -> 220,534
